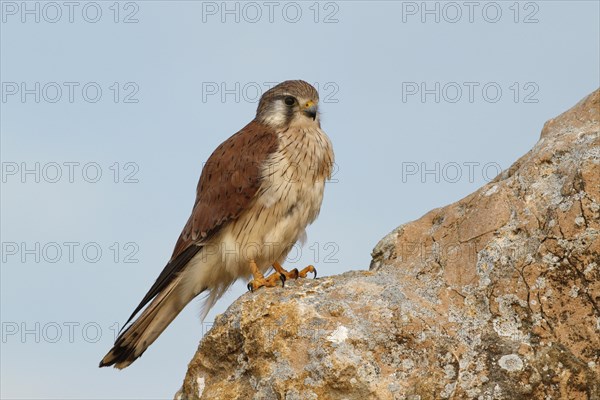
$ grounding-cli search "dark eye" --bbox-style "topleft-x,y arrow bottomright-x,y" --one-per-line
284,96 -> 295,106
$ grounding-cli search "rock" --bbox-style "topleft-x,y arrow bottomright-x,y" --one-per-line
176,90 -> 600,400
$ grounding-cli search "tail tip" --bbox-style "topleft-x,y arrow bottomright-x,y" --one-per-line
99,354 -> 114,368
99,349 -> 136,369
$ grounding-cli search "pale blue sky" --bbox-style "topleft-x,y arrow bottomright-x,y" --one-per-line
1,1 -> 599,398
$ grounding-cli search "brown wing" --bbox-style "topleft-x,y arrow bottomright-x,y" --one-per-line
123,120 -> 279,327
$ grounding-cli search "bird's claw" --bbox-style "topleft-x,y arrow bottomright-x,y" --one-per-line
298,265 -> 317,279
247,272 -> 285,292
247,265 -> 316,293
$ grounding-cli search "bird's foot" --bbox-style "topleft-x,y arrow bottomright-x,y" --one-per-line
247,259 -> 286,292
246,261 -> 317,292
247,272 -> 285,292
273,261 -> 317,280
297,264 -> 317,279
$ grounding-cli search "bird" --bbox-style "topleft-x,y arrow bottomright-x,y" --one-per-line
99,80 -> 334,369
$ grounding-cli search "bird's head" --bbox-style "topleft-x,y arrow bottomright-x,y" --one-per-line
256,80 -> 320,128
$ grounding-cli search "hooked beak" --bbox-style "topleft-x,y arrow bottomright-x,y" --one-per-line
302,100 -> 318,120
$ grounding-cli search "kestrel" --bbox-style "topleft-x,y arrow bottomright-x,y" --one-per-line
100,80 -> 334,369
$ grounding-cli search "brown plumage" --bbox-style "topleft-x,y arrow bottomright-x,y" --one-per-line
100,80 -> 334,369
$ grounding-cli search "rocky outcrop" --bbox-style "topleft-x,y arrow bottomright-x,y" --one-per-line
176,90 -> 599,400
